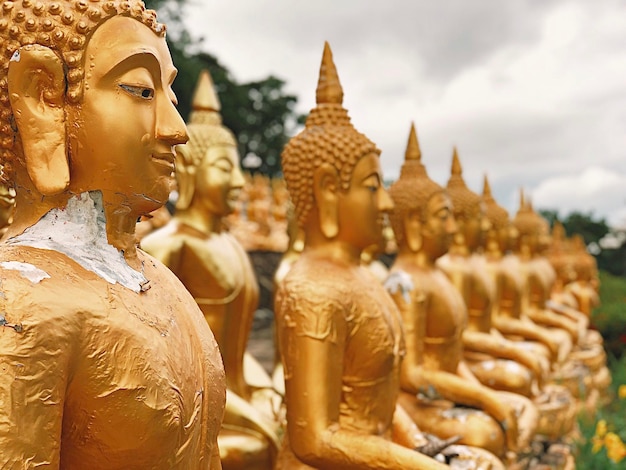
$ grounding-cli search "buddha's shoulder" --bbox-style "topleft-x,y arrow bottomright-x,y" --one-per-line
278,255 -> 356,305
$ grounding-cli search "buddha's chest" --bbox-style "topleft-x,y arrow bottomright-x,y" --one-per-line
343,282 -> 405,381
426,271 -> 467,338
62,280 -> 223,467
181,234 -> 254,300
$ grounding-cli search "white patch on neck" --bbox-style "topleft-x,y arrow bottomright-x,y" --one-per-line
0,261 -> 50,284
384,270 -> 415,303
8,191 -> 147,293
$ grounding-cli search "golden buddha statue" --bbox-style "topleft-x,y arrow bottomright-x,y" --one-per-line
547,222 -> 580,311
275,43 -> 451,470
141,69 -> 279,469
563,235 -> 600,317
388,127 -> 535,460
481,177 -> 577,441
0,2 -> 225,467
437,149 -> 542,407
0,179 -> 15,234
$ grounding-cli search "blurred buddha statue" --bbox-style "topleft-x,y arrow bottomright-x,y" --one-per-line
275,43 -> 452,470
142,69 -> 278,469
388,127 -> 532,460
482,178 -> 560,364
437,149 -> 542,408
0,180 -> 15,234
0,3 -> 225,467
481,177 -> 577,441
547,222 -> 580,311
512,195 -> 608,405
135,205 -> 173,242
564,235 -> 600,318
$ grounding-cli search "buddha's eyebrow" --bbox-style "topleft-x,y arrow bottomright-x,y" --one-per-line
101,50 -> 162,83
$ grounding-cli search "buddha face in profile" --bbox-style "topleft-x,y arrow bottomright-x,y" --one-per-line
68,16 -> 186,213
336,152 -> 392,251
194,144 -> 245,217
461,203 -> 490,251
4,2 -> 187,219
420,192 -> 457,258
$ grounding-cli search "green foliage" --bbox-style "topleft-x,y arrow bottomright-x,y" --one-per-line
562,212 -> 610,247
143,0 -> 304,177
591,271 -> 626,358
576,356 -> 626,469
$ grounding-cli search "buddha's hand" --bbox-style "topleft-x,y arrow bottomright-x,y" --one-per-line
499,404 -> 519,452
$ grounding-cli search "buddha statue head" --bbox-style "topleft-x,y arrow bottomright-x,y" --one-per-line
512,190 -> 550,256
389,123 -> 456,260
1,0 -> 187,244
174,69 -> 244,224
445,148 -> 490,252
482,175 -> 513,255
281,42 -> 392,253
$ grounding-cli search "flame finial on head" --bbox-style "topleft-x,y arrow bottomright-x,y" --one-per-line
451,147 -> 462,176
519,188 -> 526,211
483,174 -> 492,199
188,69 -> 225,127
405,122 -> 422,162
192,70 -> 221,113
316,42 -> 344,105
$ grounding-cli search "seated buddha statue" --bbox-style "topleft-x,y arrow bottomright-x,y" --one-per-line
275,42 -> 457,470
387,127 -> 535,460
512,197 -> 609,405
564,235 -> 600,318
547,223 -> 581,311
482,178 -> 560,365
481,177 -> 577,441
142,69 -> 279,469
436,150 -> 542,402
0,3 -> 225,467
0,179 -> 15,235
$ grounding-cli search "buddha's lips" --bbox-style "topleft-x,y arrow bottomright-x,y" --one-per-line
151,153 -> 176,170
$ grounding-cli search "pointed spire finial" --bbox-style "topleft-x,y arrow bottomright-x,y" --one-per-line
519,188 -> 526,210
483,174 -> 492,198
405,122 -> 421,162
192,69 -> 221,112
451,146 -> 462,176
316,42 -> 344,105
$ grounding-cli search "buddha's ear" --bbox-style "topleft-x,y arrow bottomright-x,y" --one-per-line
8,45 -> 68,196
312,163 -> 339,239
174,145 -> 196,210
405,210 -> 422,252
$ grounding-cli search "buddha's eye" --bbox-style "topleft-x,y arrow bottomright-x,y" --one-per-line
119,84 -> 155,100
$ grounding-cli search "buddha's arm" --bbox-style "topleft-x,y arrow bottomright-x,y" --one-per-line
223,389 -> 279,454
392,403 -> 427,449
492,315 -> 559,359
463,331 -> 543,378
280,312 -> 446,469
210,443 -> 223,470
525,308 -> 578,342
546,300 -> 589,330
403,366 -> 519,451
0,302 -> 75,468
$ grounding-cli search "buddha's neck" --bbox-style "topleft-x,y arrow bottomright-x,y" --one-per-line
7,190 -> 141,269
397,246 -> 436,268
304,223 -> 362,266
484,240 -> 503,261
448,240 -> 470,257
175,205 -> 223,235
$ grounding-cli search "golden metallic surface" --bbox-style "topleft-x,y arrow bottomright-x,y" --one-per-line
0,4 -> 224,468
275,44 -> 446,469
438,150 -> 540,403
387,125 -> 519,460
481,177 -> 578,440
142,69 -> 279,469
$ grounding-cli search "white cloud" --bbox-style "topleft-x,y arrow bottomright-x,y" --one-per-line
180,0 -> 626,226
530,167 -> 626,226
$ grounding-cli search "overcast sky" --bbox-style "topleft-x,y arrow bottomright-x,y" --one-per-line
181,0 -> 626,227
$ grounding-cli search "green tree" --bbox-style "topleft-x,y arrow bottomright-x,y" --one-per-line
561,211 -> 610,246
144,0 -> 304,177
